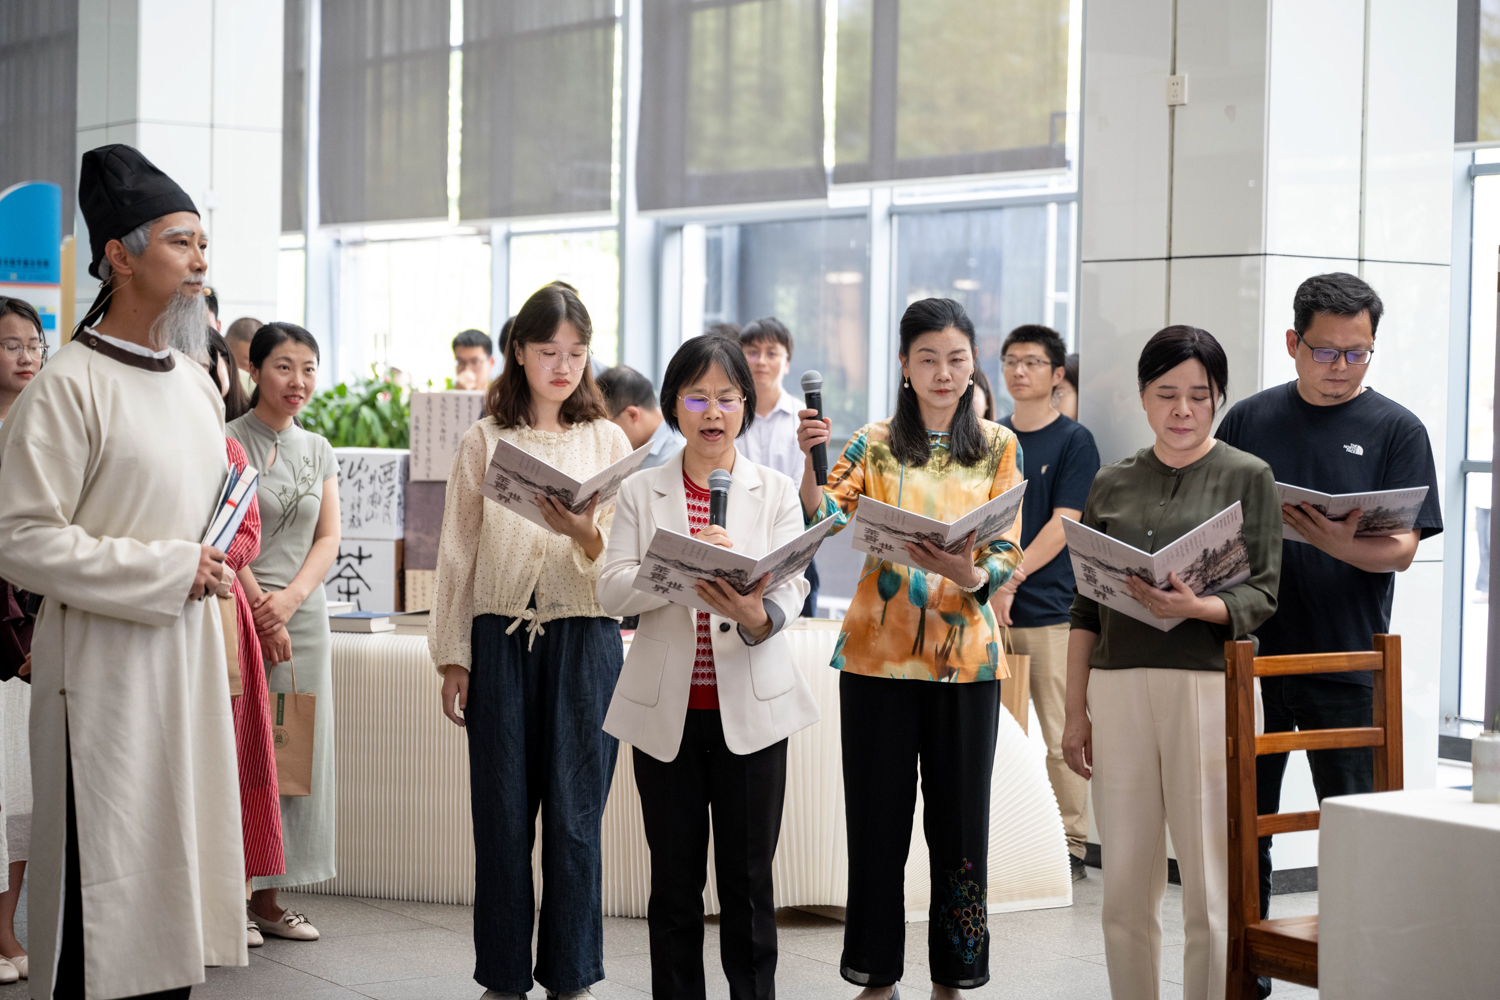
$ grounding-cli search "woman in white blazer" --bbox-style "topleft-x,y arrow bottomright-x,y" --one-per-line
598,334 -> 819,1000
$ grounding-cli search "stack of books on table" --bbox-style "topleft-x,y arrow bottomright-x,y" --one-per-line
329,611 -> 396,634
389,611 -> 430,637
327,601 -> 354,616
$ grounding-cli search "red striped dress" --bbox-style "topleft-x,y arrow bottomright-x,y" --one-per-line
684,472 -> 719,710
225,437 -> 286,877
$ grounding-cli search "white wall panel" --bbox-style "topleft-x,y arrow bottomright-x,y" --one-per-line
135,0 -> 213,126
1078,258 -> 1168,463
1361,260 -> 1453,477
1390,561 -> 1444,791
211,0 -> 284,131
1167,254 -> 1265,411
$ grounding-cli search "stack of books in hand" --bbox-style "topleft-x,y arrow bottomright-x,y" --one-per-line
203,465 -> 260,551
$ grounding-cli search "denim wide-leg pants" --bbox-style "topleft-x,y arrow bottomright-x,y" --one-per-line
465,610 -> 623,995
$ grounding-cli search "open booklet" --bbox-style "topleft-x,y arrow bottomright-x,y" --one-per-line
1062,502 -> 1251,633
848,480 -> 1027,570
202,464 -> 260,552
481,438 -> 653,532
630,517 -> 840,613
1275,483 -> 1429,543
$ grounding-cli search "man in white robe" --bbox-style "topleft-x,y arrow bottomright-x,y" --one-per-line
0,144 -> 246,999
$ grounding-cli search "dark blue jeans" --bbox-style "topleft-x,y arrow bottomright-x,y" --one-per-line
465,611 -> 623,995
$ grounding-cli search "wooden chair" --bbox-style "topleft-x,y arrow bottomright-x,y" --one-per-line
1224,634 -> 1403,999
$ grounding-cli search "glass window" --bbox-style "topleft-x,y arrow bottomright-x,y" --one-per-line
337,234 -> 491,386
1461,472 -> 1493,727
277,247 -> 306,327
1481,0 -> 1500,142
508,229 -> 620,365
893,203 -> 1073,418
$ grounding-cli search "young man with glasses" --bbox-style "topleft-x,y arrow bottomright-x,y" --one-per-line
1214,271 -> 1442,997
992,324 -> 1101,882
0,297 -> 46,426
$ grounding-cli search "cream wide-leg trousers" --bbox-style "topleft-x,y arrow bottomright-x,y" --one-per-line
1088,667 -> 1228,1000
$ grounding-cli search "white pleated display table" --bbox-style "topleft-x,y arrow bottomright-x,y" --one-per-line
312,622 -> 1072,918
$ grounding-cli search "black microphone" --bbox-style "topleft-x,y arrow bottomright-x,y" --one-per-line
801,370 -> 828,487
708,469 -> 731,529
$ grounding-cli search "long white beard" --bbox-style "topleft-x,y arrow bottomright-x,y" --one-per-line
150,288 -> 209,359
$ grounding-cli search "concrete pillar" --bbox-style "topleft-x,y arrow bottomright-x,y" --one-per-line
73,0 -> 283,331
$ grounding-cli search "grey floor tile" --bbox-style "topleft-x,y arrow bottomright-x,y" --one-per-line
200,953 -> 367,999
360,896 -> 476,935
275,892 -> 436,939
258,925 -> 475,987
352,973 -> 490,1000
603,915 -> 653,959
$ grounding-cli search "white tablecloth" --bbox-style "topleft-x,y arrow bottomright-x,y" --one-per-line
1319,788 -> 1500,999
312,624 -> 1072,918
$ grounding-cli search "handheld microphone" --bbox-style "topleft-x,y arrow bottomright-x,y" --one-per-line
800,370 -> 828,487
708,469 -> 732,529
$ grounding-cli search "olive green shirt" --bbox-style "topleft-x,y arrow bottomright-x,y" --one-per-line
1069,442 -> 1282,672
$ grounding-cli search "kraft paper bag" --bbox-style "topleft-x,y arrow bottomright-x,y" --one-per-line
271,659 -> 315,797
217,595 -> 242,698
999,627 -> 1032,735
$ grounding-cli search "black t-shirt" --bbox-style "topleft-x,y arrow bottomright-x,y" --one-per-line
1214,381 -> 1443,685
999,414 -> 1101,627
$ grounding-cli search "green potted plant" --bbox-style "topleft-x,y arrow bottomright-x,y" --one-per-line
301,367 -> 413,448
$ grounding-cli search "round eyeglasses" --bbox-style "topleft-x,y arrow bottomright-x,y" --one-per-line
0,339 -> 46,363
1296,332 -> 1373,365
527,345 -> 591,372
679,393 -> 744,413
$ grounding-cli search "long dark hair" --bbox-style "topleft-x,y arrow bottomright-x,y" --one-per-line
248,321 -> 321,410
205,327 -> 250,420
1137,325 -> 1228,413
487,281 -> 608,429
891,298 -> 988,468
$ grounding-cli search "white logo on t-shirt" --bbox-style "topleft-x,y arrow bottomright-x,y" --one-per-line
1040,464 -> 1049,475
1343,443 -> 1364,456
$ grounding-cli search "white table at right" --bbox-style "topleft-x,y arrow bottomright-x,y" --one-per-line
1318,787 -> 1500,1000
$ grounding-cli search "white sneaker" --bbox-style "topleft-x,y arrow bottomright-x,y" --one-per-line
246,918 -> 264,947
250,908 -> 320,941
0,957 -> 16,984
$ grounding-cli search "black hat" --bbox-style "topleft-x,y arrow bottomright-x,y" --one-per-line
79,144 -> 198,280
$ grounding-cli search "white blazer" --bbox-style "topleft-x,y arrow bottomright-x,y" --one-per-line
597,450 -> 820,762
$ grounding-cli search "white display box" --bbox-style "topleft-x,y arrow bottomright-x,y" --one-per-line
335,448 -> 409,540
409,391 -> 485,482
324,539 -> 404,613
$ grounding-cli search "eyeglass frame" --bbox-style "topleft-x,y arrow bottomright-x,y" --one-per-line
1000,355 -> 1057,371
525,344 -> 592,372
678,392 -> 745,413
1294,331 -> 1373,365
0,337 -> 47,363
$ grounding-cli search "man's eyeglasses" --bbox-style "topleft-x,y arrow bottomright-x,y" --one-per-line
1001,356 -> 1054,371
527,345 -> 591,372
1296,331 -> 1373,365
680,393 -> 744,413
0,340 -> 46,362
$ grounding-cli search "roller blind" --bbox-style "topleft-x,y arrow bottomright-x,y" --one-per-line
319,0 -> 450,225
0,2 -> 78,233
637,0 -> 828,212
459,0 -> 617,222
834,0 -> 1069,184
283,0 -> 306,232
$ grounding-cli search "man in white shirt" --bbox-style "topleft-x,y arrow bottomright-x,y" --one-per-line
736,318 -> 816,616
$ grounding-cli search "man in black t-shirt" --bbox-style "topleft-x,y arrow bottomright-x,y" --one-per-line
1215,272 -> 1442,995
993,325 -> 1101,882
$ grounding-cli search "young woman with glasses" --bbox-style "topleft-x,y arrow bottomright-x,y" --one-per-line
431,281 -> 632,1000
597,333 -> 818,1000
796,298 -> 1025,999
0,296 -> 45,427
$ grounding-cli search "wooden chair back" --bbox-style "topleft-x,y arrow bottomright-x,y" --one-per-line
1224,634 -> 1402,998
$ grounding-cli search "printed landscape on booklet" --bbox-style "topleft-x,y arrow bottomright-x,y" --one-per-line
481,438 -> 652,531
631,517 -> 840,613
849,480 -> 1027,570
1274,483 -> 1429,543
1062,502 -> 1251,633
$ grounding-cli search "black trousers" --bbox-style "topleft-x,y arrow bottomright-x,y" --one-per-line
1256,675 -> 1374,917
839,671 -> 1001,990
56,754 -> 192,1000
633,710 -> 788,1000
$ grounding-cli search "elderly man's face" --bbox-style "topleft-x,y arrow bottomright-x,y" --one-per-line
122,211 -> 208,308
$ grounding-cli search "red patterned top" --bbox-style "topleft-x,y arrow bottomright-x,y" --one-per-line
684,471 -> 719,710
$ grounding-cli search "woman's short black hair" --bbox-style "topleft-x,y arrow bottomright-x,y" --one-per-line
1137,325 -> 1228,410
659,334 -> 757,437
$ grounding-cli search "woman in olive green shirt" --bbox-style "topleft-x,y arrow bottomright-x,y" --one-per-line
1062,326 -> 1281,1000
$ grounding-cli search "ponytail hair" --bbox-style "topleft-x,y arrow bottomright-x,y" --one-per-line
247,321 -> 320,410
890,297 -> 988,468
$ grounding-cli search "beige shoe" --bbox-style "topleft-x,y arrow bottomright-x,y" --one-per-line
251,908 -> 320,941
246,918 -> 264,947
0,958 -> 16,984
7,953 -> 26,979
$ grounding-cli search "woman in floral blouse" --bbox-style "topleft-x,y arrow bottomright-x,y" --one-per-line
797,298 -> 1024,1000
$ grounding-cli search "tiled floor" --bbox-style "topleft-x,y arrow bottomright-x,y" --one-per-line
0,871 -> 1319,999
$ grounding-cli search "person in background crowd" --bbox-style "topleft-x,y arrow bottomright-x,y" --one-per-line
705,321 -> 741,339
971,366 -> 997,421
229,322 -> 342,944
202,328 -> 286,947
225,316 -> 260,373
598,364 -> 685,470
0,297 -> 43,427
1053,352 -> 1079,420
598,334 -> 818,1000
797,298 -> 1024,1000
738,318 -> 819,617
453,328 -> 494,390
0,295 -> 42,983
1063,326 -> 1281,1000
205,285 -> 221,332
1213,272 -> 1442,999
432,282 -> 629,1000
0,142 -> 247,998
990,325 -> 1101,883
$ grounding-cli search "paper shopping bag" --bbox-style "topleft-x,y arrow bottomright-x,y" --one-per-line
217,595 -> 242,698
999,627 -> 1032,735
271,659 -> 315,796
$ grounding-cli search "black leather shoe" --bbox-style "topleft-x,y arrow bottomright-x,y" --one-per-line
1070,855 -> 1088,881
